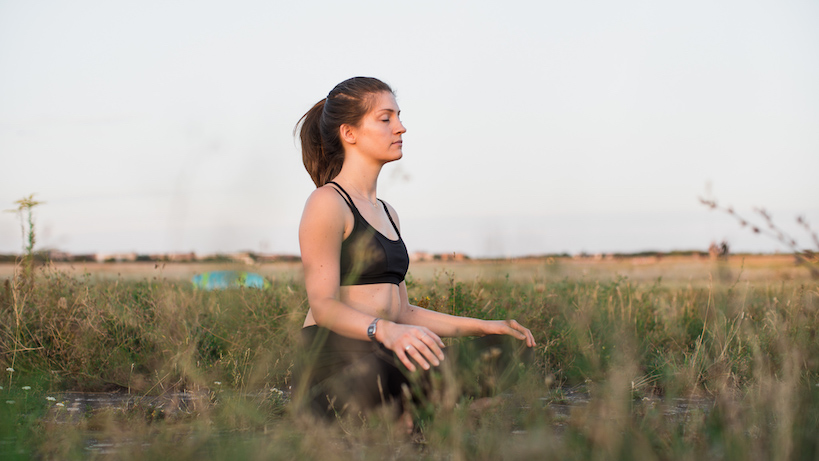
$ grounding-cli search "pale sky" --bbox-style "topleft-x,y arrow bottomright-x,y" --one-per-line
2,0 -> 818,258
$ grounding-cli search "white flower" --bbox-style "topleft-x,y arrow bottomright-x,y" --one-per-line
5,400 -> 14,404
5,368 -> 13,373
21,386 -> 31,391
214,381 -> 222,385
45,396 -> 56,401
55,402 -> 65,407
0,386 -> 3,390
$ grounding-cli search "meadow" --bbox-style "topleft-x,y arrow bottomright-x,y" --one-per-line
1,255 -> 818,460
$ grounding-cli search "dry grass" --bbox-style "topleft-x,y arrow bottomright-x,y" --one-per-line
0,256 -> 817,460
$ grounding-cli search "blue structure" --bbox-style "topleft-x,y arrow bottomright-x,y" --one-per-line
191,271 -> 269,290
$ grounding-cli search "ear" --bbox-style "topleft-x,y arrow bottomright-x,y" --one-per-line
339,123 -> 356,145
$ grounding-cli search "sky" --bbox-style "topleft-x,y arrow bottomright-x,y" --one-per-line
1,0 -> 818,258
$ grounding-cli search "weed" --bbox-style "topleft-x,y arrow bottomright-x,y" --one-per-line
0,258 -> 817,459
700,197 -> 819,278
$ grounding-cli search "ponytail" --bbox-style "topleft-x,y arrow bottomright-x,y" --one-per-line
294,77 -> 394,187
296,99 -> 343,187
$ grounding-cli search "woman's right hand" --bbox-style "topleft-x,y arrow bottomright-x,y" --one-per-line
376,321 -> 446,372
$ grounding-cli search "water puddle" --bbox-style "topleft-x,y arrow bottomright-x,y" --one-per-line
514,387 -> 715,437
48,391 -> 216,422
28,388 -> 714,455
35,390 -> 271,457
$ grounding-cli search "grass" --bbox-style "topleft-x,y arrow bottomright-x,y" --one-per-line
0,257 -> 818,460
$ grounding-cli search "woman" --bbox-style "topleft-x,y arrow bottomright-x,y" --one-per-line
294,77 -> 535,421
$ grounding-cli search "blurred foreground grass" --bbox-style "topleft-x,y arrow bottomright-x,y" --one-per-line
1,256 -> 818,460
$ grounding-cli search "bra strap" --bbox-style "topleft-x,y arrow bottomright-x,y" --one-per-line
381,202 -> 401,238
328,181 -> 400,238
326,181 -> 356,212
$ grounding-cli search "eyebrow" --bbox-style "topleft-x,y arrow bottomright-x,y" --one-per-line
376,108 -> 400,115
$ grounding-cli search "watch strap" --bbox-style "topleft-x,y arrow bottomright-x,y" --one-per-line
367,318 -> 380,342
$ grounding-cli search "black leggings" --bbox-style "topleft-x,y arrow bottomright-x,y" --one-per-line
293,325 -> 531,420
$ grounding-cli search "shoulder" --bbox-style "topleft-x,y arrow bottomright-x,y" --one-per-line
299,185 -> 350,233
304,184 -> 346,210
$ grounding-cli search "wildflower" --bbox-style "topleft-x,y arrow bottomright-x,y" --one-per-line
55,402 -> 65,407
214,381 -> 222,386
0,386 -> 3,390
5,400 -> 14,404
46,396 -> 56,401
5,368 -> 13,373
21,386 -> 31,391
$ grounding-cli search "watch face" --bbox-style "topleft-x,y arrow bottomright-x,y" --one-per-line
368,320 -> 378,340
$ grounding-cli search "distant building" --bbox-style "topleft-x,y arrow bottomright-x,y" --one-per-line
167,252 -> 196,262
410,252 -> 434,262
94,252 -> 138,263
410,252 -> 469,262
229,252 -> 255,265
437,252 -> 468,262
47,250 -> 73,261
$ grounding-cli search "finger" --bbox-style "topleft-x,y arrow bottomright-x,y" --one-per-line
421,328 -> 445,348
397,348 -> 417,372
524,329 -> 535,347
418,333 -> 445,361
519,326 -> 535,347
405,344 -> 432,371
517,326 -> 534,347
414,337 -> 442,366
507,321 -> 530,342
511,320 -> 528,337
507,324 -> 527,341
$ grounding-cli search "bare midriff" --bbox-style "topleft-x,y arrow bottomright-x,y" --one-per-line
302,282 -> 402,328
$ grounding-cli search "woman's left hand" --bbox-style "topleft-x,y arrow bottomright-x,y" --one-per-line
481,319 -> 536,347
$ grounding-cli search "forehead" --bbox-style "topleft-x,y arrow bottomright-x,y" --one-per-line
369,91 -> 399,113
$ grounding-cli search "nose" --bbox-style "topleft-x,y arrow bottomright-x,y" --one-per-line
395,119 -> 406,134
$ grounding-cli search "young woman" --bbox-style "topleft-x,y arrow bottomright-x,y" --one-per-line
294,77 -> 535,420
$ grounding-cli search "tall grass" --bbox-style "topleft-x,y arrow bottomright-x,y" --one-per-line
1,260 -> 818,460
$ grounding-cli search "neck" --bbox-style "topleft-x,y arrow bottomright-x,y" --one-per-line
333,159 -> 382,203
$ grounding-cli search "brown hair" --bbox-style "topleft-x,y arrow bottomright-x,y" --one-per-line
295,77 -> 394,187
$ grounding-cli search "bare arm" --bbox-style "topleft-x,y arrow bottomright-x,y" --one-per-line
300,186 -> 374,339
394,283 -> 537,347
380,201 -> 536,348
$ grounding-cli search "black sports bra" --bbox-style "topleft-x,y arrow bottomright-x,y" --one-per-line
328,181 -> 410,286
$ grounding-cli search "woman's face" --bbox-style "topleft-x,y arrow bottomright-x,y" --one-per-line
349,91 -> 406,164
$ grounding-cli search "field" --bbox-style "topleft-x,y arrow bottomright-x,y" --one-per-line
1,255 -> 818,460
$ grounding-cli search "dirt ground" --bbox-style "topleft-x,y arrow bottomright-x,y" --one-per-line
0,254 -> 811,286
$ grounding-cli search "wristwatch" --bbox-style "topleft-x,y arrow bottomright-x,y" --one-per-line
367,318 -> 381,342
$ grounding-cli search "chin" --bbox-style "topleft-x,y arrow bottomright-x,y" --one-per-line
382,152 -> 403,163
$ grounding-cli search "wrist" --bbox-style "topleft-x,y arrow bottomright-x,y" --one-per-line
476,318 -> 494,336
374,319 -> 393,343
367,317 -> 381,342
